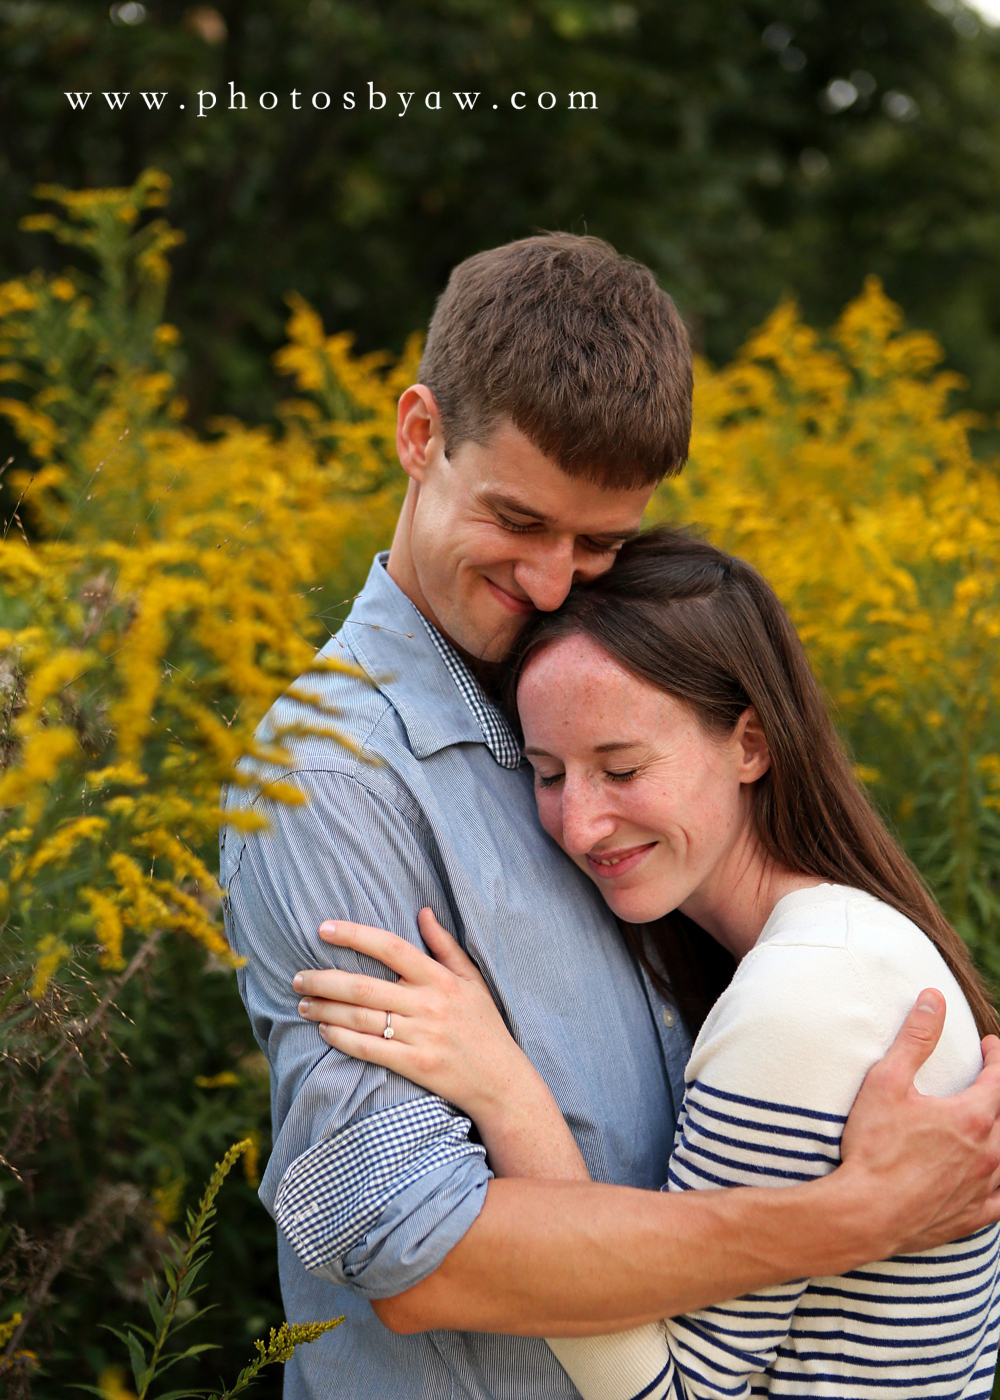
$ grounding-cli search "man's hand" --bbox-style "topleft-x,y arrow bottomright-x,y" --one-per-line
840,988 -> 1000,1257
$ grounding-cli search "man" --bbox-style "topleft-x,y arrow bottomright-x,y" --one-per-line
222,234 -> 1000,1399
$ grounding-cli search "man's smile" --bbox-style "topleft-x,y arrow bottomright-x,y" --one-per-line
483,576 -> 536,615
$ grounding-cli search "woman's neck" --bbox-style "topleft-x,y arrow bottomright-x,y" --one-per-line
679,835 -> 826,962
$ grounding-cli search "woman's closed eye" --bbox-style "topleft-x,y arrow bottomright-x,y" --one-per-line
534,767 -> 639,788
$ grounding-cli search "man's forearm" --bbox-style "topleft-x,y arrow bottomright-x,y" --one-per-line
373,1170 -> 877,1336
375,1001 -> 1000,1335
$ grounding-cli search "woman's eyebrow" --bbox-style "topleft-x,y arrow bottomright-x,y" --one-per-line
524,741 -> 644,757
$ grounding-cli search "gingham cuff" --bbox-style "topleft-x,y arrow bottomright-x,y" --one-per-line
272,1096 -> 487,1273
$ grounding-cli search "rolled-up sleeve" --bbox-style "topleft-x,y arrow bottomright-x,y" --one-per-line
221,764 -> 490,1298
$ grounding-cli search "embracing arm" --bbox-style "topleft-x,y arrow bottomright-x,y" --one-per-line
377,1013 -> 1000,1336
295,915 -> 1000,1337
221,776 -> 496,1301
375,1166 -> 900,1336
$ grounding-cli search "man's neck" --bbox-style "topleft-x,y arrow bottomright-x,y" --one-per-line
385,514 -> 512,704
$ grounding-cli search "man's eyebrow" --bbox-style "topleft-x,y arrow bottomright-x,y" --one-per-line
478,490 -> 638,542
479,490 -> 550,523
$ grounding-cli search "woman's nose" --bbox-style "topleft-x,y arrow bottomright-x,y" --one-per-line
559,777 -> 616,855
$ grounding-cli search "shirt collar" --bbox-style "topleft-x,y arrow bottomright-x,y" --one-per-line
331,554 -> 522,769
416,613 -> 523,769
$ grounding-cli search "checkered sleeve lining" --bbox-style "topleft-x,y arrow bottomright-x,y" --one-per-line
272,1096 -> 487,1274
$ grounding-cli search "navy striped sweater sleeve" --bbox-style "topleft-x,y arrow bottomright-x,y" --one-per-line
547,885 -> 1000,1400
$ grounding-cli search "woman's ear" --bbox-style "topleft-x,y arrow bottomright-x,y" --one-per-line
396,384 -> 445,483
735,707 -> 771,783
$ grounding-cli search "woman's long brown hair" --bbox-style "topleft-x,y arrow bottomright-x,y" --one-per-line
511,527 -> 999,1039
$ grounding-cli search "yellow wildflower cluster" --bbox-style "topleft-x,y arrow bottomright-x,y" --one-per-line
0,171 -> 408,1002
651,278 -> 1000,959
97,1365 -> 138,1400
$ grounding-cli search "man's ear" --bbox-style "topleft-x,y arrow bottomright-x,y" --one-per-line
397,384 -> 445,483
735,707 -> 771,783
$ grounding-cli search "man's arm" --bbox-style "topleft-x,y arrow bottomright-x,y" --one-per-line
374,994 -> 1000,1334
222,762 -> 494,1299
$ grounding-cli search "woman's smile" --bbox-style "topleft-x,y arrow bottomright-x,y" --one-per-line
584,842 -> 657,879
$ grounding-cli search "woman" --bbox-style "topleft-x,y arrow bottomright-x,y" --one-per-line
294,529 -> 1000,1398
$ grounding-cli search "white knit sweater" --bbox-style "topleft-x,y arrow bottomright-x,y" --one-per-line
548,884 -> 1000,1399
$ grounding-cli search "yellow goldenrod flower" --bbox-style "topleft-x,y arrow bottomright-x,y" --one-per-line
30,934 -> 72,999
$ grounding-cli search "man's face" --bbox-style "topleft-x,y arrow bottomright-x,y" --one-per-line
392,401 -> 654,663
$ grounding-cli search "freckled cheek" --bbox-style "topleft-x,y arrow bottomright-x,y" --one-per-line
534,790 -> 566,848
614,786 -> 672,834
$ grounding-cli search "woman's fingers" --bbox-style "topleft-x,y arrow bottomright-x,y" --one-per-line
300,996 -> 402,1039
317,918 -> 442,984
317,1020 -> 406,1069
417,908 -> 485,982
292,964 -> 412,1013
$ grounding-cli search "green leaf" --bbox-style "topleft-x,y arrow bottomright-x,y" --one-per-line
170,1303 -> 216,1337
125,1331 -> 148,1391
153,1341 -> 221,1378
99,1324 -> 135,1345
177,1257 -> 210,1298
3,1004 -> 41,1032
144,1276 -> 164,1329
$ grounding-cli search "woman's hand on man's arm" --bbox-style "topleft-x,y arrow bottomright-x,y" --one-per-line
294,909 -> 590,1182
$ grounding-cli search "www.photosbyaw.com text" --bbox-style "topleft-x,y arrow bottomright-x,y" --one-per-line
64,83 -> 598,117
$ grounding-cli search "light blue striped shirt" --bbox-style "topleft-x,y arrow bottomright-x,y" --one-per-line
220,554 -> 691,1400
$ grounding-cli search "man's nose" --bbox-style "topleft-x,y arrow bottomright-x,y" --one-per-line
513,538 -> 577,613
559,776 -> 616,855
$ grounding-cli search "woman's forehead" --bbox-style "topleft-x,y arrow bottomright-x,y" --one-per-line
518,637 -> 686,731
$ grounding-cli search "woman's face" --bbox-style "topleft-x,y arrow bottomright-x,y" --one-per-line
517,633 -> 769,928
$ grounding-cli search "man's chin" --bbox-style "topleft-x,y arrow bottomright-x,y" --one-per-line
447,610 -> 528,667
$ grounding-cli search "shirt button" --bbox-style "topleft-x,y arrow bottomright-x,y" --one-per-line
662,1007 -> 675,1029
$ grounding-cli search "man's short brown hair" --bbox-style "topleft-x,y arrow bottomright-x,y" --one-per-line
417,233 -> 692,490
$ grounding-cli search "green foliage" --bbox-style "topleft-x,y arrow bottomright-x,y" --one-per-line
72,1140 -> 341,1400
5,0 -> 1000,431
0,930 -> 294,1399
0,173 -> 397,1400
